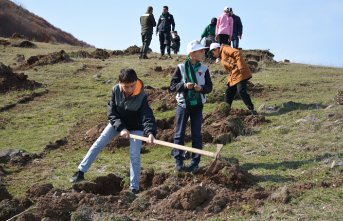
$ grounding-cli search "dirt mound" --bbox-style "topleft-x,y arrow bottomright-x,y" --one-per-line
335,90 -> 343,105
26,183 -> 54,199
124,45 -> 140,55
0,63 -> 42,93
0,184 -> 12,201
111,50 -> 125,56
242,49 -> 275,73
91,48 -> 110,59
145,86 -> 177,111
12,40 -> 37,48
0,198 -> 32,221
72,173 -> 123,195
0,149 -> 43,166
151,66 -> 176,76
69,50 -> 93,58
25,50 -> 71,67
7,158 -> 267,220
0,39 -> 10,46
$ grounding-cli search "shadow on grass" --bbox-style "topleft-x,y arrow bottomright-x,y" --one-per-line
263,101 -> 327,117
242,153 -> 334,183
243,153 -> 333,171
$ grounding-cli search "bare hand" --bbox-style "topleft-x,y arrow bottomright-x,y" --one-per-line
194,84 -> 202,92
185,83 -> 194,89
120,129 -> 130,139
146,134 -> 155,144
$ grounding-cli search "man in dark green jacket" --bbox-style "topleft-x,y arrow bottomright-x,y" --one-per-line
140,6 -> 156,59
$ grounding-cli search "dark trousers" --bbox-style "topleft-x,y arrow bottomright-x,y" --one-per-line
232,35 -> 239,49
173,105 -> 203,165
218,34 -> 230,46
140,32 -> 152,56
159,32 -> 171,55
225,79 -> 254,110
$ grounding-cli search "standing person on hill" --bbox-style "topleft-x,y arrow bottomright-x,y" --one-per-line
230,8 -> 243,49
215,6 -> 233,46
70,68 -> 157,194
200,17 -> 217,59
171,31 -> 181,54
156,6 -> 175,58
209,43 -> 257,115
139,6 -> 156,59
170,40 -> 213,173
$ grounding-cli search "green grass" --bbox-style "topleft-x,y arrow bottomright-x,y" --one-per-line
1,38 -> 343,220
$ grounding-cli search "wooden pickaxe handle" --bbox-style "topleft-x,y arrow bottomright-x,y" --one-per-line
129,134 -> 220,158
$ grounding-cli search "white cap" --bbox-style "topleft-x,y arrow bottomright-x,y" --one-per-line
209,43 -> 221,52
224,6 -> 231,11
186,40 -> 208,54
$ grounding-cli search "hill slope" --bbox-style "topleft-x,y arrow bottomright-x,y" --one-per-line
0,0 -> 89,46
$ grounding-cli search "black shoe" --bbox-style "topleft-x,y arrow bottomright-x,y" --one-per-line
131,189 -> 139,194
175,158 -> 184,172
183,151 -> 191,160
70,170 -> 84,183
187,164 -> 199,173
168,55 -> 172,59
250,110 -> 258,116
142,55 -> 149,59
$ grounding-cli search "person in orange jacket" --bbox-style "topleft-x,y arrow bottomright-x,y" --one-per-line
209,43 -> 257,115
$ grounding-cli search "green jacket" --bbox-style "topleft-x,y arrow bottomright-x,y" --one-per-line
140,13 -> 156,34
201,24 -> 216,39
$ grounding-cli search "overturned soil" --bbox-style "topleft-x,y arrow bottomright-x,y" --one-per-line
0,158 -> 270,221
23,50 -> 71,68
0,63 -> 42,93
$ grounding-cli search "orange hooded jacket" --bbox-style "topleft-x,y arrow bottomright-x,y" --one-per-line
219,44 -> 252,86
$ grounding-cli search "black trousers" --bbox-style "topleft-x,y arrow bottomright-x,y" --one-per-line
225,79 -> 254,110
217,34 -> 230,46
159,32 -> 171,55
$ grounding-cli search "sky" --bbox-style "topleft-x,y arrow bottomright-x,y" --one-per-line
11,0 -> 343,67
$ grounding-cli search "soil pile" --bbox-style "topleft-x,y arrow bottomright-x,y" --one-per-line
0,39 -> 10,46
124,45 -> 140,55
12,40 -> 37,48
1,158 -> 269,221
91,48 -> 110,59
0,63 -> 42,93
25,50 -> 71,67
69,50 -> 93,58
243,49 -> 275,73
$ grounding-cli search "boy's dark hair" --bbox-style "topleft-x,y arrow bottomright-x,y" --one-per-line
163,6 -> 168,10
118,68 -> 138,83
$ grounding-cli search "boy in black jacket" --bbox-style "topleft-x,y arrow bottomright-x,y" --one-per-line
70,69 -> 156,194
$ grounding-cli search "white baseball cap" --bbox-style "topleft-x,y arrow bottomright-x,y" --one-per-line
224,6 -> 231,11
186,40 -> 208,54
209,43 -> 221,52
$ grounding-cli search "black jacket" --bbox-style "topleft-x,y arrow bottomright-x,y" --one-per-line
107,80 -> 157,136
156,13 -> 175,33
232,14 -> 243,37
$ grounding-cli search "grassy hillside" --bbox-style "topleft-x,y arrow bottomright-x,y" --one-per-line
0,0 -> 89,46
0,37 -> 343,220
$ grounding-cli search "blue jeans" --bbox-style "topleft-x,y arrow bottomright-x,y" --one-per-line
232,36 -> 240,49
173,106 -> 203,165
78,123 -> 143,191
